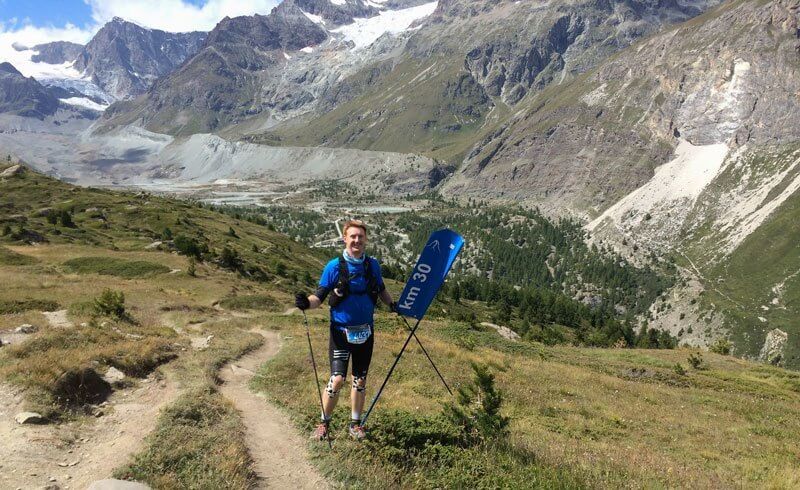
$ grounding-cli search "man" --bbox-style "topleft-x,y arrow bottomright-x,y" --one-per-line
295,219 -> 395,441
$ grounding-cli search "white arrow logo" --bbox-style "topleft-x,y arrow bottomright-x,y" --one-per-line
428,240 -> 441,252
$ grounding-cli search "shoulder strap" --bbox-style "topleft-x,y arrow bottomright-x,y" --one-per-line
337,256 -> 348,286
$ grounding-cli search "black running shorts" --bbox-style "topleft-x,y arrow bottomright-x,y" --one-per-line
329,325 -> 374,378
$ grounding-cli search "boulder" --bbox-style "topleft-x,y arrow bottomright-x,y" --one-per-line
15,411 -> 45,424
759,328 -> 788,366
15,324 -> 38,334
0,164 -> 24,177
87,479 -> 152,490
103,366 -> 126,384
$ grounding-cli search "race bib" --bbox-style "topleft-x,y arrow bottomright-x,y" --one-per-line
344,324 -> 372,345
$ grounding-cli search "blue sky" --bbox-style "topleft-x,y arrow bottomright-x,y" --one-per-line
0,1 -> 278,35
0,1 -> 214,30
1,1 -> 93,29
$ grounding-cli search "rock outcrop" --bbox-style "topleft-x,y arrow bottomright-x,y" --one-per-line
30,41 -> 84,64
759,328 -> 788,366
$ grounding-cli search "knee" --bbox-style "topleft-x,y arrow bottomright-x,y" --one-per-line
326,374 -> 345,397
352,375 -> 367,393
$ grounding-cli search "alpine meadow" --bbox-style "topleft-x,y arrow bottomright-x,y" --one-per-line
1,0 -> 799,488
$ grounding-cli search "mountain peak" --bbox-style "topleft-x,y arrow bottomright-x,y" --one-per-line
0,62 -> 22,76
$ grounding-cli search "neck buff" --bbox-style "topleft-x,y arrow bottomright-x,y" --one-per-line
343,249 -> 365,265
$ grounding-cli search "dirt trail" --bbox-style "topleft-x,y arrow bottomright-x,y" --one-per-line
219,330 -> 329,489
0,371 -> 177,489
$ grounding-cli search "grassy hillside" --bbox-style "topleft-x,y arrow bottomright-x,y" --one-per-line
2,163 -> 799,488
697,189 -> 800,367
256,308 -> 800,488
252,57 -> 504,165
0,162 -> 324,487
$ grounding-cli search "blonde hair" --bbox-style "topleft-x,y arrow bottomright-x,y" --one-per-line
342,219 -> 367,236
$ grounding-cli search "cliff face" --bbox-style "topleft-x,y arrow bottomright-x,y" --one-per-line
30,41 -> 84,64
442,0 -> 800,215
0,62 -> 60,119
73,18 -> 206,100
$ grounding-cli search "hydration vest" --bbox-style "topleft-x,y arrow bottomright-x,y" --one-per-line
328,255 -> 381,307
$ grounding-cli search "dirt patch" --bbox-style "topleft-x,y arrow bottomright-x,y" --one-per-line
219,330 -> 329,489
0,370 -> 178,489
480,322 -> 520,341
43,309 -> 73,329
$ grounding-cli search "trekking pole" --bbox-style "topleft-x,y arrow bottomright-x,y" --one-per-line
302,310 -> 331,448
361,318 -> 421,427
401,315 -> 452,396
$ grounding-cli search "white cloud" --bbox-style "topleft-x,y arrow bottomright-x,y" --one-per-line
0,0 -> 282,79
85,0 -> 281,33
0,24 -> 93,80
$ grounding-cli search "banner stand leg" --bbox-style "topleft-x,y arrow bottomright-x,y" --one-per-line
361,317 -> 421,428
401,315 -> 452,396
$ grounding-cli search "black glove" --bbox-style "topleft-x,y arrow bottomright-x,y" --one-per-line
389,301 -> 399,314
295,292 -> 310,310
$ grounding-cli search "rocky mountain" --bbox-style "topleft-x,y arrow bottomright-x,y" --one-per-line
437,0 -> 800,364
0,62 -> 60,119
97,0 -> 436,135
29,41 -> 84,64
248,0 -> 723,162
443,0 -> 800,215
73,18 -> 206,100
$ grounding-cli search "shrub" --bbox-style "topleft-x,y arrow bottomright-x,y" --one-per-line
687,352 -> 707,370
59,209 -> 75,228
173,234 -> 204,259
673,363 -> 687,376
709,338 -> 732,355
220,246 -> 241,271
93,289 -> 126,320
443,363 -> 509,443
187,257 -> 197,277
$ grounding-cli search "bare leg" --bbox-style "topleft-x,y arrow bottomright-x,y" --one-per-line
351,376 -> 366,421
322,374 -> 344,419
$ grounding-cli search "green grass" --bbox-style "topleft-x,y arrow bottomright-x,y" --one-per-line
253,310 -> 800,488
63,256 -> 171,278
0,298 -> 59,314
218,294 -> 281,312
0,246 -> 37,265
116,387 -> 255,489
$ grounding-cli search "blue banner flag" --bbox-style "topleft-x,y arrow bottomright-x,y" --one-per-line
397,229 -> 464,320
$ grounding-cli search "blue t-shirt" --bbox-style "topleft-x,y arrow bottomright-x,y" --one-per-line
319,256 -> 384,327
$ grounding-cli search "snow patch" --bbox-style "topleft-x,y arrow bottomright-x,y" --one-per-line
283,52 -> 291,60
331,2 -> 437,50
300,46 -> 314,54
330,0 -> 346,5
589,140 -> 729,230
60,97 -> 109,111
301,10 -> 326,25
